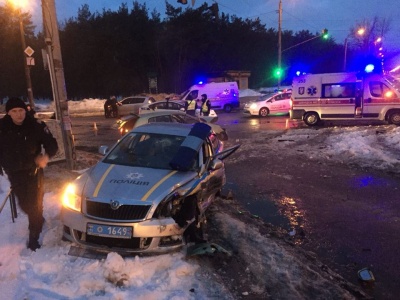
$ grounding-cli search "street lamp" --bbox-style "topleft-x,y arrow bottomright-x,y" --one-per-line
9,0 -> 35,108
343,28 -> 365,72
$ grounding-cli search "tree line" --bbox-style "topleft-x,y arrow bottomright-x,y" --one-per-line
0,1 -> 388,101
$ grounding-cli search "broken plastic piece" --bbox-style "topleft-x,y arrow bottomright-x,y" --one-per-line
186,242 -> 232,257
358,267 -> 375,282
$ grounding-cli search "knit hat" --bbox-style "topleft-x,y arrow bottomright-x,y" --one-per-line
6,97 -> 27,112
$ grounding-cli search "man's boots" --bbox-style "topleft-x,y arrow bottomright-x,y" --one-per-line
27,231 -> 41,251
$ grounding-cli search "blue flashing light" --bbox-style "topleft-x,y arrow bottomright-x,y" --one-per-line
198,81 -> 204,85
351,175 -> 389,188
365,64 -> 375,73
296,71 -> 301,76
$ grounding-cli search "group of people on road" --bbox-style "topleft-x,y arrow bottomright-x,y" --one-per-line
185,93 -> 211,116
0,97 -> 58,251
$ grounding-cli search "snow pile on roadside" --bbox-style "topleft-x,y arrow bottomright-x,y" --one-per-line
230,125 -> 400,174
239,89 -> 262,97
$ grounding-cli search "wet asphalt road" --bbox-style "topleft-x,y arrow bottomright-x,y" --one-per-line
71,112 -> 400,299
216,112 -> 400,300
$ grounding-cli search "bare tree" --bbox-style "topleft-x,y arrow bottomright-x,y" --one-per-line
349,17 -> 391,56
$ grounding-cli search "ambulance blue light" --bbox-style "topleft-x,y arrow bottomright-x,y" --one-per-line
365,64 -> 375,73
198,81 -> 204,85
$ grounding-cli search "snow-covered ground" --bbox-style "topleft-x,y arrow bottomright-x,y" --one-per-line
2,96 -> 399,299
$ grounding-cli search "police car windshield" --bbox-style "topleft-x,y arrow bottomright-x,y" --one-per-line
103,133 -> 186,169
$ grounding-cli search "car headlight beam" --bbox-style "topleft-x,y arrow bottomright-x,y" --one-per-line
62,183 -> 82,212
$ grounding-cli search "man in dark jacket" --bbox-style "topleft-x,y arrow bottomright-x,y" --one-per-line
104,96 -> 118,118
0,97 -> 58,251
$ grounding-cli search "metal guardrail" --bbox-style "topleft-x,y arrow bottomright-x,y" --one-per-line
0,189 -> 17,223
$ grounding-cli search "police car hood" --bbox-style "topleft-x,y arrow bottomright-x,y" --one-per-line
82,162 -> 196,204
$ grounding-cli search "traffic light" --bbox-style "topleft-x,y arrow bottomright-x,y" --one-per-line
322,28 -> 329,39
274,68 -> 283,78
177,0 -> 188,4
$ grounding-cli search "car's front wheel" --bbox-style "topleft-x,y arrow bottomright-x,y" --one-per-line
259,107 -> 269,117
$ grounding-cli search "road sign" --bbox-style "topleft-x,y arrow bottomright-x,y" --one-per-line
26,57 -> 35,66
24,46 -> 34,57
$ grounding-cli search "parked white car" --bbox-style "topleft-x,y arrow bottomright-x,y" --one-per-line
243,91 -> 292,117
117,96 -> 155,117
139,99 -> 218,122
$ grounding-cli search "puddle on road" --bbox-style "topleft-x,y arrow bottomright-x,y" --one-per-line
223,182 -> 306,245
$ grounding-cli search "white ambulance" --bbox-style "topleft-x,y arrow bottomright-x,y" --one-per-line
290,72 -> 400,126
179,82 -> 240,112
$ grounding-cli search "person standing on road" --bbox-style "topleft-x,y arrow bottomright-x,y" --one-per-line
104,96 -> 118,118
201,94 -> 211,116
0,97 -> 58,251
184,90 -> 199,116
26,104 -> 36,118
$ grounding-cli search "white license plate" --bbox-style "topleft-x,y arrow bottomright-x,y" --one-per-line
87,223 -> 132,239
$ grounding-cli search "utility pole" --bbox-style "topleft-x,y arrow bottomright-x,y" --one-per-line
41,0 -> 75,170
278,0 -> 282,89
17,10 -> 34,108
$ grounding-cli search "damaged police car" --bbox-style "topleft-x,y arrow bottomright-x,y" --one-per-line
61,122 -> 239,253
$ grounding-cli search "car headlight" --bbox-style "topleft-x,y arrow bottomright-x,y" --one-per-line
62,183 -> 82,212
153,193 -> 183,218
249,103 -> 257,109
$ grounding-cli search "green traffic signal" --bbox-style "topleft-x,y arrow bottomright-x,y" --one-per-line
322,28 -> 329,39
274,68 -> 283,78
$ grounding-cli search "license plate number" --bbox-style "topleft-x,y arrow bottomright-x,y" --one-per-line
87,223 -> 132,239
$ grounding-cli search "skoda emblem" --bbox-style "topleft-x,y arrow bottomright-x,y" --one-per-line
110,200 -> 120,210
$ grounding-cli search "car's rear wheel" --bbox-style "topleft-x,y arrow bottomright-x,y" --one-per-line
259,107 -> 269,117
388,111 -> 400,125
304,112 -> 320,126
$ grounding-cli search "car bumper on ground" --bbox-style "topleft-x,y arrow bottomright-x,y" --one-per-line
61,207 -> 185,253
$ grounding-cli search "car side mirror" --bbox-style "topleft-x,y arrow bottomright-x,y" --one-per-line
98,145 -> 109,155
209,159 -> 223,170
